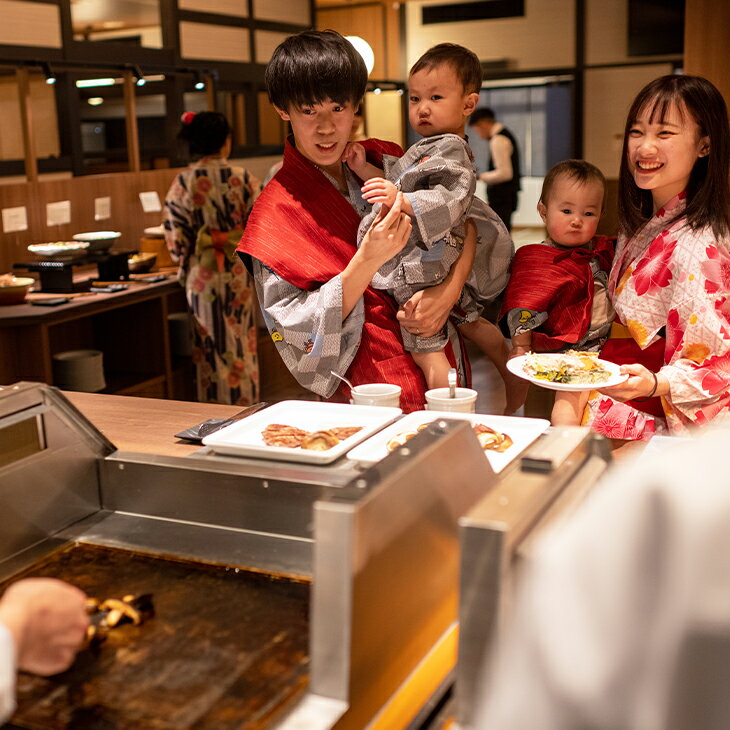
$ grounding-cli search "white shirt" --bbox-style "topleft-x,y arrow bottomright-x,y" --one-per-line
0,622 -> 16,723
475,425 -> 730,730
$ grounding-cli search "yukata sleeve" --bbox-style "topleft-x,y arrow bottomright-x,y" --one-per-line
399,138 -> 476,247
252,259 -> 365,398
660,236 -> 730,420
163,173 -> 195,265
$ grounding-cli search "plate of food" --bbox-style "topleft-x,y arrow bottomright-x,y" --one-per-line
346,411 -> 550,473
507,351 -> 628,392
202,400 -> 402,464
27,241 -> 90,261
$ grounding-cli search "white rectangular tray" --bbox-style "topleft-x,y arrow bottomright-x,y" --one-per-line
202,400 -> 402,465
346,410 -> 550,473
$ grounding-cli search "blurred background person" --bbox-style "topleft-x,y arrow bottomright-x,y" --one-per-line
471,107 -> 522,231
0,578 -> 88,723
475,423 -> 730,730
164,111 -> 261,405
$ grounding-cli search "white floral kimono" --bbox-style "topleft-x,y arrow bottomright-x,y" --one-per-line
584,193 -> 730,439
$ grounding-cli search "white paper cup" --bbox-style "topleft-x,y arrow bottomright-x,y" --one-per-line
351,383 -> 401,408
425,387 -> 478,413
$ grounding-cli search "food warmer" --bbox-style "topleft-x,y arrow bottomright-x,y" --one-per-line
0,382 -> 612,729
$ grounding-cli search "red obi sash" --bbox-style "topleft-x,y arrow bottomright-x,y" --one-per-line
602,321 -> 665,418
500,236 -> 615,351
237,138 -> 464,412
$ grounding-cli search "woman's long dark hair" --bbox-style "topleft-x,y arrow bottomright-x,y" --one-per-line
618,74 -> 730,239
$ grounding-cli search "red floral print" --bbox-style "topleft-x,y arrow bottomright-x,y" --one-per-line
702,244 -> 730,295
632,233 -> 676,296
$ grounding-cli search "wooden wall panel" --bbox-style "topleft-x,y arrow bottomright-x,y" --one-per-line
316,5 -> 386,79
0,0 -> 61,48
253,0 -> 309,25
180,22 -> 250,62
0,156 -> 282,275
179,0 -> 248,16
254,30 -> 294,65
684,0 -> 730,106
405,0 -> 574,72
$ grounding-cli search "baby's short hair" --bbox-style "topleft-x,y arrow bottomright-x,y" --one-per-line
409,43 -> 482,95
540,159 -> 607,206
265,30 -> 367,111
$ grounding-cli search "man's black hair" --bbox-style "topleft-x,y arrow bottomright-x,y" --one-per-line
470,107 -> 496,125
265,30 -> 367,111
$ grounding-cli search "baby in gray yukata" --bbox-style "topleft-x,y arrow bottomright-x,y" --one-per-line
343,43 -> 524,413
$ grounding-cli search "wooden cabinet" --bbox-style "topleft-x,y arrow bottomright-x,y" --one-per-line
0,279 -> 191,399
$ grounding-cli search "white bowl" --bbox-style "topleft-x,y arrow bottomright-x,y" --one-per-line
28,241 -> 90,261
72,230 -> 121,253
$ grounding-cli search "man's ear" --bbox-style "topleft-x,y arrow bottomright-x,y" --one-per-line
274,105 -> 291,122
537,200 -> 547,223
464,92 -> 479,117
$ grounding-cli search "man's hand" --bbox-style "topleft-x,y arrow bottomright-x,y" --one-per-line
359,192 -> 412,267
361,178 -> 398,207
397,287 -> 456,338
0,578 -> 88,676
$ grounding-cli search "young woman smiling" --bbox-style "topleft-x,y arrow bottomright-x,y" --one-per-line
584,74 -> 730,439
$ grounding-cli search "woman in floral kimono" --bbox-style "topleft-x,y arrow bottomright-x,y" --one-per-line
585,75 -> 730,439
164,111 -> 260,405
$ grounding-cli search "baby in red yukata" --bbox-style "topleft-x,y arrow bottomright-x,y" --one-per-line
499,160 -> 615,424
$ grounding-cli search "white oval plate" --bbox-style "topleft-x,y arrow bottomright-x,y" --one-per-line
507,354 -> 629,392
72,231 -> 121,241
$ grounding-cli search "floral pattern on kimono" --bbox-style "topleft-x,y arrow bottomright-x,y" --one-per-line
164,158 -> 260,405
584,193 -> 730,439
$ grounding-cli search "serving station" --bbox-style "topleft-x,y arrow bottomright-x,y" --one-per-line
0,383 -> 613,729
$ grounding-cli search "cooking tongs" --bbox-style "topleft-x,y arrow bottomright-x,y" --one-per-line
174,402 -> 269,443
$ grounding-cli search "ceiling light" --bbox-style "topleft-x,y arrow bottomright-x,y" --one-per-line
134,66 -> 146,87
194,71 -> 205,90
76,78 -> 116,88
345,36 -> 375,76
42,62 -> 56,85
87,97 -> 104,106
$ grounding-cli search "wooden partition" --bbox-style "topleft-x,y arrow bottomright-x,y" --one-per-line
0,154 -> 281,274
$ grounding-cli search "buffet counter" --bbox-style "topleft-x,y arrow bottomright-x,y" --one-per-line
0,277 -> 187,399
0,385 -> 614,729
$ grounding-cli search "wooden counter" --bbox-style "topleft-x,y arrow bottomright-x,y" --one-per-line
0,277 -> 190,399
64,391 -> 240,456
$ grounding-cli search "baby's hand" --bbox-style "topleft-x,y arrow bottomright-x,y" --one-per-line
362,178 -> 398,207
342,142 -> 367,175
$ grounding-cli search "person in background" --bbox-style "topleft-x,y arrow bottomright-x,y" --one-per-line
500,160 -> 615,424
470,107 -> 522,231
237,30 -> 473,413
344,43 -> 522,413
0,578 -> 88,723
475,423 -> 730,730
585,74 -> 730,440
164,111 -> 261,406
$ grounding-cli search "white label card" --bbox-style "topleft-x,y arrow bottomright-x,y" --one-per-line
94,196 -> 111,221
139,191 -> 162,213
46,200 -> 72,226
2,206 -> 28,233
